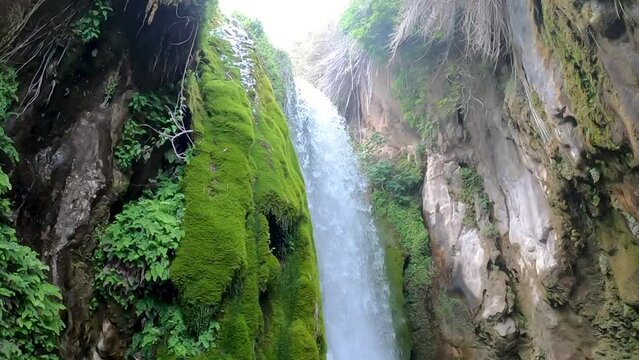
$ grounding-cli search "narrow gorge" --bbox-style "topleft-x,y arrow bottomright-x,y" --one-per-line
1,0 -> 638,359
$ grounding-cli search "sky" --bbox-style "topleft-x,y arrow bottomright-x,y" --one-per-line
218,0 -> 349,51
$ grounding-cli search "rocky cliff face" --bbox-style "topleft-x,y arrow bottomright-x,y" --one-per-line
329,0 -> 639,358
1,1 -> 324,359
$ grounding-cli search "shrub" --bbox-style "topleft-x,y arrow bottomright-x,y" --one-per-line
128,298 -> 219,359
366,158 -> 422,203
0,65 -> 64,360
340,0 -> 400,61
94,175 -> 185,309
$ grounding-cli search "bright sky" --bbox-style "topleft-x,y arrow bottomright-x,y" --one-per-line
219,0 -> 349,51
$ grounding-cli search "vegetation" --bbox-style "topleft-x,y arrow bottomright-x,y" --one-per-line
0,65 -> 64,360
366,158 -> 422,203
459,166 -> 490,228
0,228 -> 65,360
357,131 -> 436,357
93,167 -> 222,359
93,175 -> 185,309
0,66 -> 17,119
340,0 -> 400,61
115,92 -> 178,170
236,15 -> 293,108
540,2 -> 617,150
128,297 -> 219,359
169,14 -> 324,359
391,57 -> 438,145
74,0 -> 113,43
372,190 -> 437,357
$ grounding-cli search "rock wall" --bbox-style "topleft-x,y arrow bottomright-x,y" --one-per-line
0,1 -> 324,358
346,0 -> 639,358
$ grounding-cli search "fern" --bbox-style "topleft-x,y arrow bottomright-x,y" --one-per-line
94,176 -> 185,308
128,298 -> 219,359
0,65 -> 64,359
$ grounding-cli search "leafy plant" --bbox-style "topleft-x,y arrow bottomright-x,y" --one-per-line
340,0 -> 400,61
93,164 -> 219,358
115,120 -> 147,170
73,0 -> 113,43
459,166 -> 490,227
0,65 -> 18,120
392,62 -> 438,146
93,175 -> 185,308
128,298 -> 219,359
366,158 -> 422,203
115,92 -> 177,170
0,65 -> 64,359
0,228 -> 65,360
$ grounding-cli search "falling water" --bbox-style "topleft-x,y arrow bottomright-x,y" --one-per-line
288,79 -> 400,360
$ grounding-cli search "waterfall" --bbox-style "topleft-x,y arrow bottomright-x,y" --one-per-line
288,79 -> 400,360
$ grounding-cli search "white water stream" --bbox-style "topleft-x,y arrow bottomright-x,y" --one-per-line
288,80 -> 400,360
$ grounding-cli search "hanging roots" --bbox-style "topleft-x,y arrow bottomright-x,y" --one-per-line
390,0 -> 510,63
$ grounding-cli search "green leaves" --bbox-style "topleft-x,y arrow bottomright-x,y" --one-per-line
94,172 -> 216,358
0,226 -> 65,359
365,158 -> 422,203
340,0 -> 400,61
0,63 -> 63,359
127,298 -> 219,359
73,0 -> 113,43
115,92 -> 177,170
0,65 -> 18,121
94,177 -> 185,309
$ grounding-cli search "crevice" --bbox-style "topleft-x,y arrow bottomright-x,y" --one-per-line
266,212 -> 287,260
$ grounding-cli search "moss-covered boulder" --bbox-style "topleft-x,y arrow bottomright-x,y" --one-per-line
170,13 -> 325,360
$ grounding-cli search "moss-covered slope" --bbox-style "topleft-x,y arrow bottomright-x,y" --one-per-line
170,14 -> 325,360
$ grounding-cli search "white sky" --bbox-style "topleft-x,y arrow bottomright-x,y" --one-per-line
219,0 -> 349,51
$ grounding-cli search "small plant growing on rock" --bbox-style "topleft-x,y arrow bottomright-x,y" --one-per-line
93,175 -> 185,308
115,92 -> 178,170
100,72 -> 119,108
74,0 -> 113,43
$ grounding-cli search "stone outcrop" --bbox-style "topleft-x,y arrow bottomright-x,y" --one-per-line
346,1 -> 639,358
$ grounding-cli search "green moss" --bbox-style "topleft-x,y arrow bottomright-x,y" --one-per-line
597,211 -> 639,307
375,214 -> 413,359
236,15 -> 293,108
171,14 -> 324,359
459,166 -> 490,228
171,66 -> 255,308
371,190 -> 438,358
540,2 -> 618,150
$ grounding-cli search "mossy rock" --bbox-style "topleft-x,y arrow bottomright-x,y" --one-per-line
170,15 -> 325,359
598,211 -> 639,306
